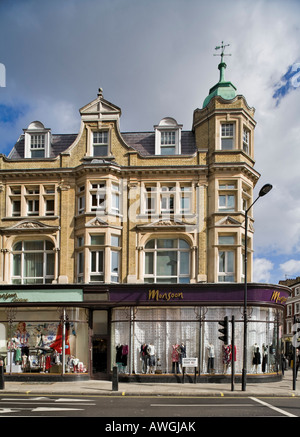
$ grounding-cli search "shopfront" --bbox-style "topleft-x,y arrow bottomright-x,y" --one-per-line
108,283 -> 290,380
0,286 -> 89,380
0,283 -> 290,382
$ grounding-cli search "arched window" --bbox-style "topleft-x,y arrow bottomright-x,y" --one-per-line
144,238 -> 190,284
12,240 -> 55,284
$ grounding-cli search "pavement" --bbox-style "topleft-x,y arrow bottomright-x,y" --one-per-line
0,370 -> 299,397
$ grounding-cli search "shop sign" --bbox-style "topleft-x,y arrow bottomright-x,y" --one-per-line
270,290 -> 288,305
0,292 -> 28,303
148,289 -> 184,302
182,357 -> 198,367
0,289 -> 83,303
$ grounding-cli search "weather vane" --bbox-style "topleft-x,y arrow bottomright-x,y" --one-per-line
214,41 -> 231,63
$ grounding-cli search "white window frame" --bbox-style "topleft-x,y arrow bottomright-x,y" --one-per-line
243,127 -> 250,154
218,250 -> 235,282
160,185 -> 175,214
90,182 -> 106,212
24,121 -> 51,158
220,123 -> 235,150
154,118 -> 182,155
144,238 -> 190,284
92,131 -> 109,157
12,240 -> 55,284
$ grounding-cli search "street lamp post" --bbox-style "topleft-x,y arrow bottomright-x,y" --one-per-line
242,183 -> 273,391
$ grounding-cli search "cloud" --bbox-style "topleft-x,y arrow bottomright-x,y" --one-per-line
253,258 -> 274,283
280,260 -> 300,277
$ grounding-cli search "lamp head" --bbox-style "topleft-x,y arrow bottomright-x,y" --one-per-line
258,184 -> 273,197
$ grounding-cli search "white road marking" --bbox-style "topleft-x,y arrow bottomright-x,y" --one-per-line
250,397 -> 297,417
151,403 -> 254,407
32,407 -> 84,412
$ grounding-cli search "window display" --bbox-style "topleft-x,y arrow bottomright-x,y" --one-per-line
0,307 -> 88,375
111,306 -> 281,376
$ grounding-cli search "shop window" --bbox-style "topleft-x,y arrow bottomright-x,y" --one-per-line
12,240 -> 55,284
2,307 -> 89,375
144,238 -> 190,283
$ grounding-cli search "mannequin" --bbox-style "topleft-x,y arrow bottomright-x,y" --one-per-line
141,343 -> 149,373
207,343 -> 215,374
179,342 -> 186,373
252,343 -> 261,373
222,344 -> 231,374
172,343 -> 180,374
262,344 -> 268,373
116,344 -> 123,372
148,343 -> 156,373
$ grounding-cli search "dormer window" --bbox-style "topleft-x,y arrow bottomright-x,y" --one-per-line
161,131 -> 176,155
93,131 -> 108,156
155,117 -> 182,155
31,134 -> 45,157
24,121 -> 51,158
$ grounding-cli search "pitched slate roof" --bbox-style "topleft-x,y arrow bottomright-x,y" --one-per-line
8,130 -> 196,159
8,134 -> 78,159
122,131 -> 196,156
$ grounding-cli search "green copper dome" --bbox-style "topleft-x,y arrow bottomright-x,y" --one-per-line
203,51 -> 237,108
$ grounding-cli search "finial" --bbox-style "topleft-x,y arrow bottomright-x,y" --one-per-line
98,87 -> 103,97
214,41 -> 231,82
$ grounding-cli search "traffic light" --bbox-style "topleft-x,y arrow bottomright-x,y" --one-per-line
218,316 -> 228,343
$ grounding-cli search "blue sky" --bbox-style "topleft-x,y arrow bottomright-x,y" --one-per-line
1,0 -> 300,284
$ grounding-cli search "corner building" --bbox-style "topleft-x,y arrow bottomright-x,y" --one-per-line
0,59 -> 290,382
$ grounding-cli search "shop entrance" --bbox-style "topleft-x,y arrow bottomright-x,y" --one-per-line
92,337 -> 108,374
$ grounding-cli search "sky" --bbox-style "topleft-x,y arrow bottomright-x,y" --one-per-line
0,0 -> 300,285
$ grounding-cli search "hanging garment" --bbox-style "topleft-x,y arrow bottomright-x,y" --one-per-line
50,324 -> 71,355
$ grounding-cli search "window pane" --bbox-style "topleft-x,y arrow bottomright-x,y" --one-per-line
24,241 -> 43,251
219,236 -> 235,245
145,240 -> 155,249
91,235 -> 105,245
219,251 -> 226,272
93,145 -> 108,156
179,239 -> 189,249
24,253 -> 43,277
221,138 -> 233,149
161,146 -> 175,155
227,251 -> 234,272
157,251 -> 177,276
46,253 -> 55,276
157,239 -> 176,249
145,252 -> 154,275
13,254 -> 21,276
180,251 -> 189,275
111,235 -> 120,247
